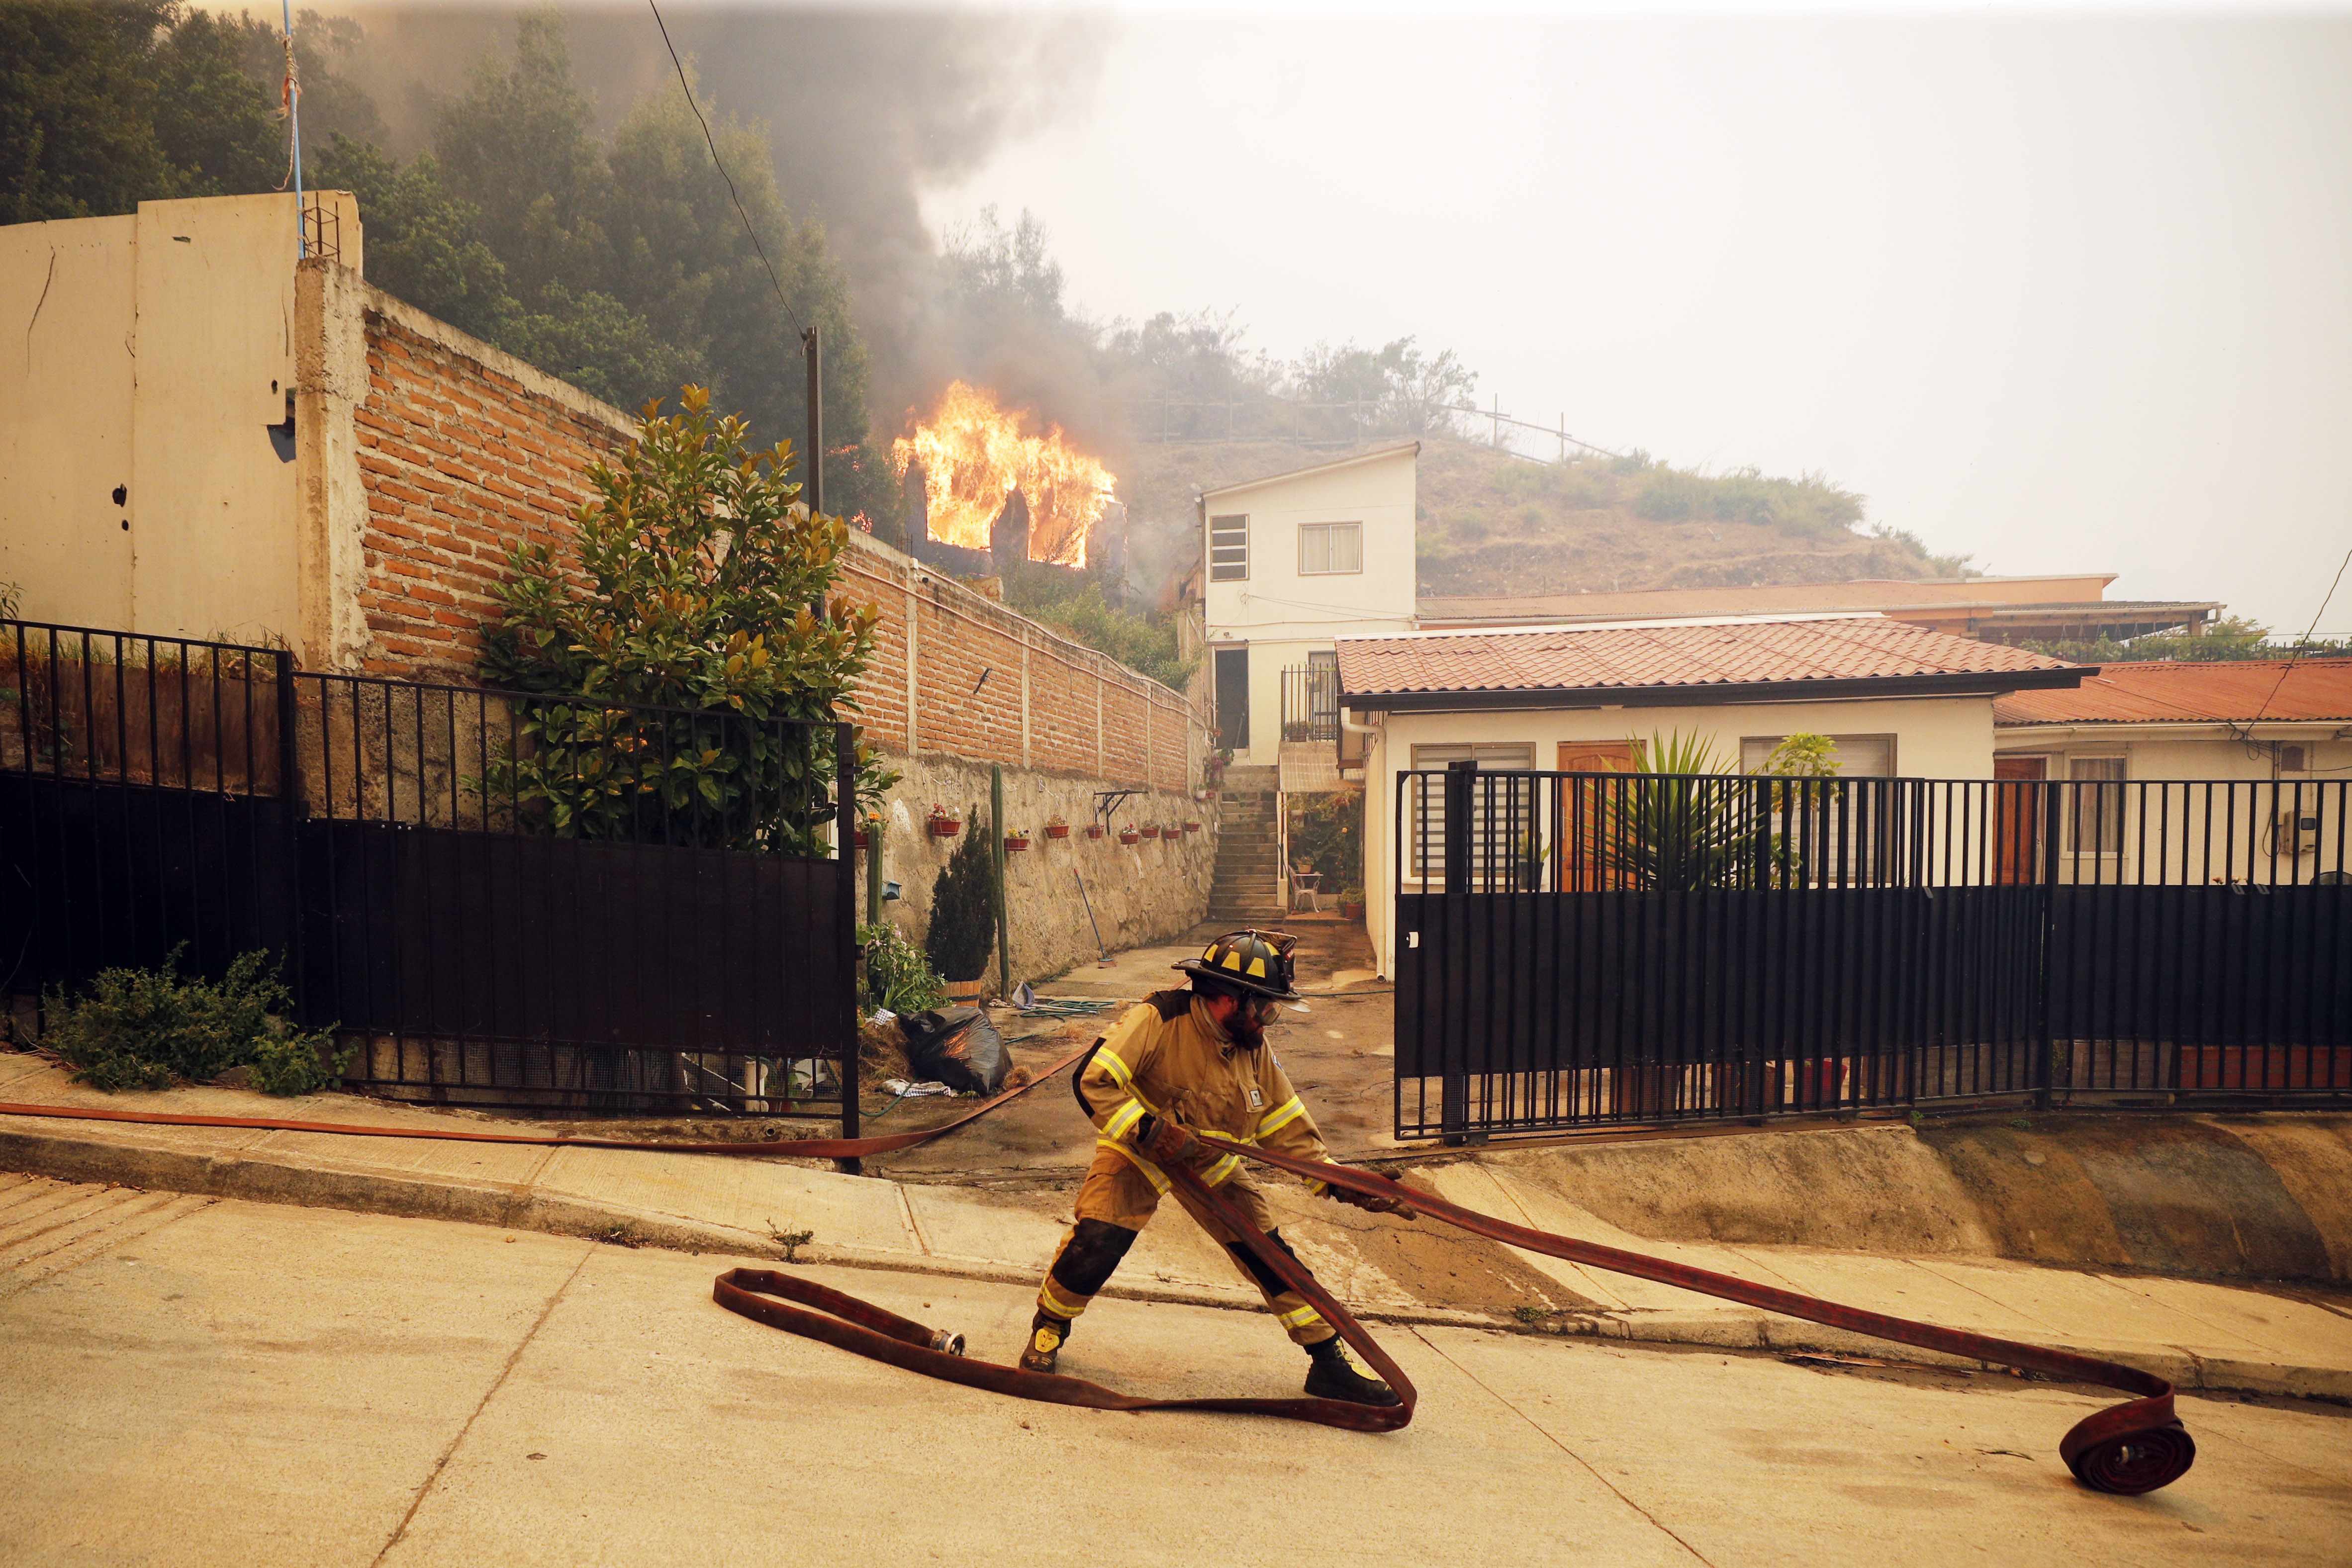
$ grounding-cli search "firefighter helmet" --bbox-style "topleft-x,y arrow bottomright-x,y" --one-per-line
1173,929 -> 1304,1003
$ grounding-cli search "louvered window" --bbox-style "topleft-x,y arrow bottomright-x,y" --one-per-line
1210,514 -> 1249,581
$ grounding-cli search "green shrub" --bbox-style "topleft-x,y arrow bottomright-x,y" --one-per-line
480,386 -> 898,854
858,922 -> 947,1016
41,948 -> 349,1095
924,810 -> 999,984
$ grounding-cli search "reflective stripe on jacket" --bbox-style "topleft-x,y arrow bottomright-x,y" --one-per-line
1078,988 -> 1332,1195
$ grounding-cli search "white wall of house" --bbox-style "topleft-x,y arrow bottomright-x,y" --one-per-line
0,193 -> 364,650
1995,725 -> 2351,885
1202,444 -> 1416,764
1357,692 -> 2000,975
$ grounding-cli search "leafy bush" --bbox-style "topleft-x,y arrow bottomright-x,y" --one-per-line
41,948 -> 349,1095
2025,616 -> 2342,665
481,386 -> 899,854
924,811 -> 999,984
858,922 -> 947,1016
1287,790 -> 1364,888
1003,574 -> 1196,692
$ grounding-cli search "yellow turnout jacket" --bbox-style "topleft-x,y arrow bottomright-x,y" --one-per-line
1076,988 -> 1332,1195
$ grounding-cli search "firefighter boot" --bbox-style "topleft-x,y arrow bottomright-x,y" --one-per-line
1019,1309 -> 1071,1374
1303,1337 -> 1401,1406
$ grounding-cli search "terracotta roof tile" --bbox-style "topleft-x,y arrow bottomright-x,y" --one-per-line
1993,659 -> 2352,726
1338,615 -> 2080,703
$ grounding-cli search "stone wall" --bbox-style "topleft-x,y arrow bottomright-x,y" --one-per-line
863,751 -> 1214,987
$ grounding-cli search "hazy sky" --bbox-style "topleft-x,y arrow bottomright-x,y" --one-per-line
920,8 -> 2352,633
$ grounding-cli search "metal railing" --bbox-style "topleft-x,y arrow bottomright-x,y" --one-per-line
3,619 -> 861,1123
1280,663 -> 1339,743
1393,765 -> 2352,1140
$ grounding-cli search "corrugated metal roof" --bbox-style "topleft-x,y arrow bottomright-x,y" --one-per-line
1337,614 -> 2081,704
1993,659 -> 2352,726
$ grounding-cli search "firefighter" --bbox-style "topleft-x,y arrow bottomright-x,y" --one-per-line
1018,929 -> 1412,1405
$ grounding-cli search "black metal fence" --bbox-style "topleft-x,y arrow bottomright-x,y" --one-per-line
1281,663 -> 1340,742
1394,764 -> 2352,1140
3,620 -> 859,1121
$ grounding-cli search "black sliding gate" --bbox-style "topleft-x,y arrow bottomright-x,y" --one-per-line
2,620 -> 859,1123
1395,763 -> 2352,1140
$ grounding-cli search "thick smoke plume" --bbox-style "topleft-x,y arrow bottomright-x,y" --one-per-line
321,3 -> 1108,432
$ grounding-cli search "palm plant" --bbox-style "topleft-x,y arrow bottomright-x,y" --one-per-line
1600,732 -> 1769,892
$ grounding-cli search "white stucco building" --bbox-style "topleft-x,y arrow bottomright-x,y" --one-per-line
1336,613 -> 2090,976
1198,442 -> 1418,788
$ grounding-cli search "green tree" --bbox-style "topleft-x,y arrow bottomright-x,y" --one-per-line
1291,336 -> 1477,437
2026,616 -> 2340,664
307,134 -> 515,341
0,0 -> 178,221
480,385 -> 896,853
597,77 -> 880,517
924,811 -> 999,986
147,5 -> 287,196
432,11 -> 607,306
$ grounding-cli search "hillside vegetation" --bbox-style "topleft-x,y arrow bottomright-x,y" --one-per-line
1114,435 -> 1965,601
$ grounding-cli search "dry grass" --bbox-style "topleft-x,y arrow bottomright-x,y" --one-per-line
1115,435 -> 1960,601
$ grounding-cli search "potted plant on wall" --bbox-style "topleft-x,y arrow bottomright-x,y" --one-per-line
1004,827 -> 1031,852
927,804 -> 961,838
1182,817 -> 1202,833
1044,814 -> 1070,840
1118,824 -> 1140,845
1084,822 -> 1105,839
925,808 -> 998,1002
1140,823 -> 1160,839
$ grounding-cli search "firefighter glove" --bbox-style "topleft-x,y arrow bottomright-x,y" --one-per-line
1329,1178 -> 1415,1220
1131,1113 -> 1197,1163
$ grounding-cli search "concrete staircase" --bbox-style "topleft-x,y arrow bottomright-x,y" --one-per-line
1205,767 -> 1284,923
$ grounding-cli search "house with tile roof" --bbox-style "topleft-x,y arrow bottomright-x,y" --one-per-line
1334,612 -> 2089,974
1993,658 -> 2352,787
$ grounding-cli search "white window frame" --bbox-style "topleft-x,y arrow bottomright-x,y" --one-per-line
2070,755 -> 2127,854
1297,520 -> 1363,576
1407,742 -> 1536,881
1737,734 -> 1897,777
1209,514 -> 1249,582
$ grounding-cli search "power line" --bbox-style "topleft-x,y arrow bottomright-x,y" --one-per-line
2239,540 -> 2352,741
643,0 -> 801,337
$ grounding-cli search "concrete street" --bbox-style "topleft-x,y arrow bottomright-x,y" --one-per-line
4,1182 -> 2347,1567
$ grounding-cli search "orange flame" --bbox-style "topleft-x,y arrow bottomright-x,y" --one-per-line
889,381 -> 1114,567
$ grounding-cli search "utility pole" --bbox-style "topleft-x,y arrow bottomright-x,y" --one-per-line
802,324 -> 823,517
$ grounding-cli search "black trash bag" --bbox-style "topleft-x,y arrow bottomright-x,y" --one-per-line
899,1006 -> 1010,1096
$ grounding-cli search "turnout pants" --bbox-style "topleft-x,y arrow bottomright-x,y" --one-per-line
1035,1141 -> 1335,1347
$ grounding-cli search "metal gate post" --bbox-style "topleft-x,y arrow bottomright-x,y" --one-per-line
2034,776 -> 2064,1111
274,650 -> 308,1024
1441,761 -> 1475,1143
837,723 -> 862,1167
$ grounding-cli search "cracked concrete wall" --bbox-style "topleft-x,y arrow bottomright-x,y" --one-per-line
0,192 -> 363,660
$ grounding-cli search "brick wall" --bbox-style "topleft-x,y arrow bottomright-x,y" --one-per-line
345,286 -> 1205,792
839,542 -> 1205,792
353,300 -> 629,678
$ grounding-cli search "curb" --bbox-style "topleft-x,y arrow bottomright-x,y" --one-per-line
4,1121 -> 2344,1404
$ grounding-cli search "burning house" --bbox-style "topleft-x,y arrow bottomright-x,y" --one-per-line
891,380 -> 1122,586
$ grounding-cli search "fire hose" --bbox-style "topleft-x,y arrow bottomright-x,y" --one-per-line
1,1057 -> 2193,1496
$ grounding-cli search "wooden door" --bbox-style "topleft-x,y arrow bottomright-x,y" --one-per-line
1558,741 -> 1641,890
1993,756 -> 2046,885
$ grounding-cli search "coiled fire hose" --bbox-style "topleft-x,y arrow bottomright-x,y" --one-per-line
1,1057 -> 2193,1496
